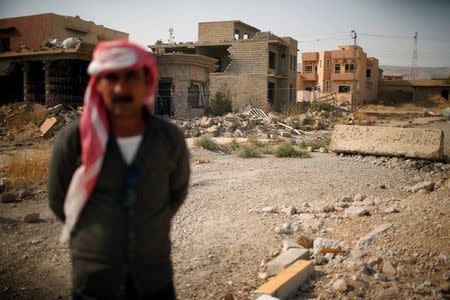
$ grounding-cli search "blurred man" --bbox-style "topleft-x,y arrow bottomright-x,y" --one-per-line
48,40 -> 190,299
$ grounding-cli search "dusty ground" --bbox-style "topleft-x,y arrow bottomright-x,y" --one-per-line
0,109 -> 449,299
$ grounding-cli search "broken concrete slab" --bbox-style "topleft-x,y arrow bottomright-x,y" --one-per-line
406,181 -> 435,193
255,260 -> 313,300
281,239 -> 304,253
356,222 -> 392,249
329,125 -> 444,161
266,248 -> 310,276
40,117 -> 58,137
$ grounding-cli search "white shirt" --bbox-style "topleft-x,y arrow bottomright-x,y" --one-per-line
116,135 -> 143,165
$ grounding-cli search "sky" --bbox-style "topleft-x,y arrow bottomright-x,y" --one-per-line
1,0 -> 449,67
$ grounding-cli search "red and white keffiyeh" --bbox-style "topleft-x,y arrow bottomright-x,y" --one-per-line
60,40 -> 158,244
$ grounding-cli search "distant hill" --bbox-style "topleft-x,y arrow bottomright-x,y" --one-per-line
297,63 -> 450,80
380,65 -> 450,80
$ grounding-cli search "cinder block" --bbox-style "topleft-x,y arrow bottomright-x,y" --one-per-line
266,248 -> 310,276
329,125 -> 444,161
255,260 -> 313,300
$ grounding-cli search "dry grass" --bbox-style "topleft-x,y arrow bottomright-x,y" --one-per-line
1,152 -> 50,189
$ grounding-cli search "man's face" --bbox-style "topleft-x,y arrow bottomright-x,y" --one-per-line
96,68 -> 149,118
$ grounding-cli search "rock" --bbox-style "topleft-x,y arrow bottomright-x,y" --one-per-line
282,239 -> 304,253
353,193 -> 366,201
406,181 -> 435,193
313,238 -> 342,255
274,223 -> 292,235
205,125 -> 219,137
341,196 -> 353,202
266,248 -> 310,276
0,178 -> 6,193
356,223 -> 392,249
322,205 -> 335,213
345,207 -> 370,217
23,212 -> 40,223
261,206 -> 277,213
200,116 -> 213,127
384,206 -> 399,213
374,272 -> 387,282
318,147 -> 328,153
258,272 -> 269,280
382,261 -> 397,277
296,235 -> 314,249
0,192 -> 17,203
18,189 -> 32,201
332,279 -> 347,292
40,117 -> 58,137
283,206 -> 298,216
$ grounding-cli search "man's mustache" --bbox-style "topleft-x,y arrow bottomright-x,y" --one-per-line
112,94 -> 133,103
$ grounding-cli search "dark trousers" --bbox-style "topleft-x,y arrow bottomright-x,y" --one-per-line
72,276 -> 176,300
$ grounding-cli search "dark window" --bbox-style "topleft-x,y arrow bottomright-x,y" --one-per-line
188,82 -> 204,108
441,89 -> 449,100
335,64 -> 340,73
294,56 -> 297,70
366,69 -> 371,77
345,63 -> 355,73
0,38 -> 11,52
268,82 -> 275,104
338,85 -> 350,93
269,51 -> 276,69
290,84 -> 293,101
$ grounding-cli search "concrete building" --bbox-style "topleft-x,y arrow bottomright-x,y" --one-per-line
150,20 -> 298,112
383,73 -> 404,80
155,53 -> 218,118
0,13 -> 128,106
297,45 -> 379,105
379,79 -> 449,103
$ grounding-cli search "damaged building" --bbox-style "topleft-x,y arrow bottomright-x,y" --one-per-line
0,13 -> 128,106
149,20 -> 298,116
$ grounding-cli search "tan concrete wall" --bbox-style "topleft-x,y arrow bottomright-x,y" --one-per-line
158,63 -> 211,117
209,74 -> 267,112
198,22 -> 235,42
412,86 -> 449,103
226,41 -> 268,73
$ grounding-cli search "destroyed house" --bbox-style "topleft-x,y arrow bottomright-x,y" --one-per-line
0,13 -> 128,106
149,21 -> 298,114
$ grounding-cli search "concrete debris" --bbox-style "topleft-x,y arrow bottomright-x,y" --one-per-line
341,196 -> 353,202
282,239 -> 304,253
382,261 -> 397,277
262,206 -> 278,213
274,223 -> 293,235
344,207 -> 370,217
282,206 -> 298,216
443,108 -> 450,120
330,125 -> 444,161
296,235 -> 314,249
384,206 -> 400,213
322,205 -> 335,213
255,295 -> 280,300
266,248 -> 310,276
313,238 -> 343,255
356,223 -> 392,249
406,181 -> 435,193
40,117 -> 58,137
353,193 -> 366,201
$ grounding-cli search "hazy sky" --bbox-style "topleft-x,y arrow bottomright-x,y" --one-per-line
1,0 -> 449,67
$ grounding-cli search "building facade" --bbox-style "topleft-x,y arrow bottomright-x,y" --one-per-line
150,20 -> 298,112
297,45 -> 379,105
0,13 -> 128,106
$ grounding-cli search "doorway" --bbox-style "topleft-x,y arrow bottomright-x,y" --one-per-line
156,80 -> 172,116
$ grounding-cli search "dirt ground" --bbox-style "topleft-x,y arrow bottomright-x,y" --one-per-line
0,105 -> 449,299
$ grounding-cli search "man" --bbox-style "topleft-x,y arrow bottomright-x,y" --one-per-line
48,39 -> 190,299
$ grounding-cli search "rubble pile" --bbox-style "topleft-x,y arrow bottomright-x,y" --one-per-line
174,108 -> 350,139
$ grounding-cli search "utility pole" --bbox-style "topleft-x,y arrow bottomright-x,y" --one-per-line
351,30 -> 357,112
169,28 -> 175,44
410,32 -> 418,80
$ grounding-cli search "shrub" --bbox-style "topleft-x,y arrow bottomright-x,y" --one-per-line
235,144 -> 260,158
273,143 -> 309,158
300,137 -> 331,150
209,86 -> 232,116
302,116 -> 314,125
1,153 -> 50,188
310,102 -> 333,112
194,135 -> 221,152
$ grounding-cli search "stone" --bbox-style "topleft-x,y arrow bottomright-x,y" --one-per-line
356,223 -> 392,249
345,207 -> 370,217
282,239 -> 304,253
262,206 -> 277,213
283,206 -> 297,216
384,206 -> 399,213
1,192 -> 17,203
18,189 -> 32,201
313,238 -> 342,255
255,295 -> 279,300
374,272 -> 387,282
353,193 -> 366,201
322,205 -> 335,213
40,117 -> 58,137
443,270 -> 450,281
296,235 -> 314,249
266,248 -> 310,276
205,125 -> 219,137
341,196 -> 353,202
200,116 -> 213,127
406,181 -> 435,193
274,223 -> 292,235
332,279 -> 347,292
382,261 -> 397,277
23,212 -> 40,223
329,125 -> 444,161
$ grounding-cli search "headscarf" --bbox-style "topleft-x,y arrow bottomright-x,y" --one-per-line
60,39 -> 158,244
